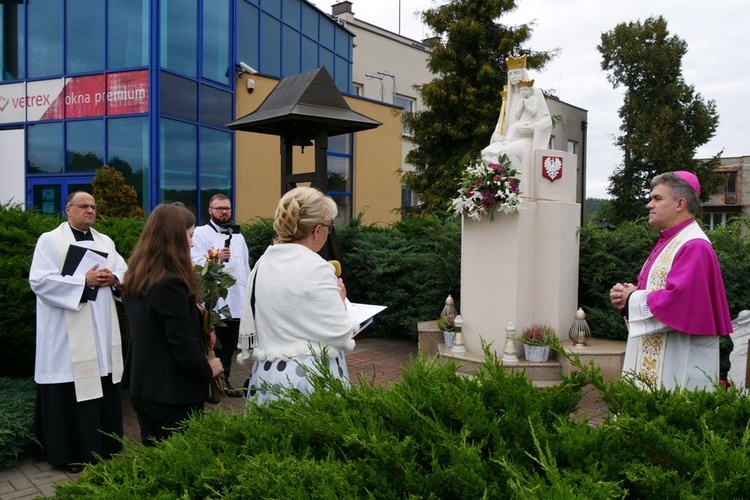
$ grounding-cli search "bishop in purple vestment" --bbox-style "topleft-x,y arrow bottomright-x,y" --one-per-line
610,171 -> 732,390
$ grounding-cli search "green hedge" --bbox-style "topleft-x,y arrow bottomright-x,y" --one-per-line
53,349 -> 750,498
2,206 -> 749,379
0,377 -> 37,467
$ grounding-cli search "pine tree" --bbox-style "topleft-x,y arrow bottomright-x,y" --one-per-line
402,0 -> 553,213
598,16 -> 720,223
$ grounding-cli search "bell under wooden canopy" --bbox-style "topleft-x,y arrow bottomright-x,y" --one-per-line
226,66 -> 381,137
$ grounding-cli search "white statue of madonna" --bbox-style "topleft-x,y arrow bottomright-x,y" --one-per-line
481,55 -> 552,172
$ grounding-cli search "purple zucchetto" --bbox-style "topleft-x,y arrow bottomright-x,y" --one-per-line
674,171 -> 700,197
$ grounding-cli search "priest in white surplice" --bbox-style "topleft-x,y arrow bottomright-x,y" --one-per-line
29,191 -> 128,473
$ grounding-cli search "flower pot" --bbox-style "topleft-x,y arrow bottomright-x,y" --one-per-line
523,344 -> 550,363
443,331 -> 455,347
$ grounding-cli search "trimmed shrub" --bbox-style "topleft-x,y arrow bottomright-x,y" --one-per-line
0,377 -> 37,467
336,212 -> 461,340
0,204 -> 63,378
3,206 -> 749,379
53,350 -> 750,498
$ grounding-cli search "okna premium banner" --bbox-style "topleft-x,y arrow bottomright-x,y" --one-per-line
0,70 -> 148,124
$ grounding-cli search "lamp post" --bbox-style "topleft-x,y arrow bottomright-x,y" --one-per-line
502,321 -> 518,362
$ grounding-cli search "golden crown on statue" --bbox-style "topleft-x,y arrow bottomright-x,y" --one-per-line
517,79 -> 535,88
506,54 -> 527,70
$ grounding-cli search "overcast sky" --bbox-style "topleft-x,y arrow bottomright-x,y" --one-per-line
310,0 -> 749,199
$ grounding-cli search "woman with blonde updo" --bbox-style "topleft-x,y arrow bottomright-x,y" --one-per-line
239,187 -> 358,404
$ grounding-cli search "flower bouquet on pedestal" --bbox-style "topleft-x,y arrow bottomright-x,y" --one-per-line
451,154 -> 522,222
195,248 -> 237,403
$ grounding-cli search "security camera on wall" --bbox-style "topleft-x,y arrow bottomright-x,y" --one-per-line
237,61 -> 258,75
246,78 -> 255,94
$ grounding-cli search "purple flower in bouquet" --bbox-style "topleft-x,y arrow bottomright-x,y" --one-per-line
451,154 -> 522,221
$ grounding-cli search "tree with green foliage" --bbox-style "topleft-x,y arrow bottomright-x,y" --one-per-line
91,165 -> 145,218
402,0 -> 554,213
598,16 -> 721,224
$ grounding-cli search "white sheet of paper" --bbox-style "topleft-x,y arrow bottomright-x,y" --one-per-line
74,249 -> 109,276
346,299 -> 387,328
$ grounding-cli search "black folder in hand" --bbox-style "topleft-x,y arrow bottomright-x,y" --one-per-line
62,244 -> 109,301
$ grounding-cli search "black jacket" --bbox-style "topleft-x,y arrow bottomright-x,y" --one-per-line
123,273 -> 212,405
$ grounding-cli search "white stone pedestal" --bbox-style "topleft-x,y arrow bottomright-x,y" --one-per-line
460,150 -> 580,355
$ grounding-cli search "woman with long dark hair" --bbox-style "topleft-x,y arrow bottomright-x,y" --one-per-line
121,203 -> 223,444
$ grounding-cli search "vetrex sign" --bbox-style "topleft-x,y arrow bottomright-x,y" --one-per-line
0,70 -> 148,124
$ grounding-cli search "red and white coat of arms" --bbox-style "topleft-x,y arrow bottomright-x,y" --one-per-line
542,155 -> 563,182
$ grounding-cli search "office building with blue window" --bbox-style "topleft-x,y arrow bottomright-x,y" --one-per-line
0,0 -> 403,224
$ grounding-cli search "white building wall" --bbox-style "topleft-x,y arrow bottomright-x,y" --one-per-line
0,129 -> 26,206
332,9 -> 433,178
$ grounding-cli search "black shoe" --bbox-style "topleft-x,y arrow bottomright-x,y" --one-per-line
224,379 -> 243,398
59,463 -> 83,474
205,395 -> 220,404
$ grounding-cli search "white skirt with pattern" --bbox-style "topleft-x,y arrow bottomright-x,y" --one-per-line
245,351 -> 350,406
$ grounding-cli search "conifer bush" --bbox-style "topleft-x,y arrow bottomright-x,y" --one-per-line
3,207 -> 749,379
335,212 -> 462,339
53,349 -> 750,498
91,165 -> 145,219
0,377 -> 37,466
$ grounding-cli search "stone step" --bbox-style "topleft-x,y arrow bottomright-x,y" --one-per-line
420,321 -> 627,385
437,343 -> 563,384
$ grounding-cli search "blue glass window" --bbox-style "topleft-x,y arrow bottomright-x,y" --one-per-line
319,48 -> 334,76
160,71 -> 198,122
27,0 -> 62,78
328,134 -> 350,155
237,2 -> 260,73
335,26 -> 349,57
67,120 -> 104,172
330,195 -> 351,225
199,127 -> 232,222
200,84 -> 232,127
301,37 -> 317,73
108,116 -> 149,210
66,0 -> 104,74
281,26 -> 300,77
327,155 -> 350,192
282,0 -> 301,30
108,0 -> 148,69
202,0 -> 230,85
301,3 -> 318,38
260,0 -> 281,18
259,13 -> 280,76
334,55 -> 349,91
327,133 -> 352,222
160,118 -> 197,208
160,0 -> 198,77
27,122 -> 63,174
1,1 -> 25,81
319,16 -> 334,48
